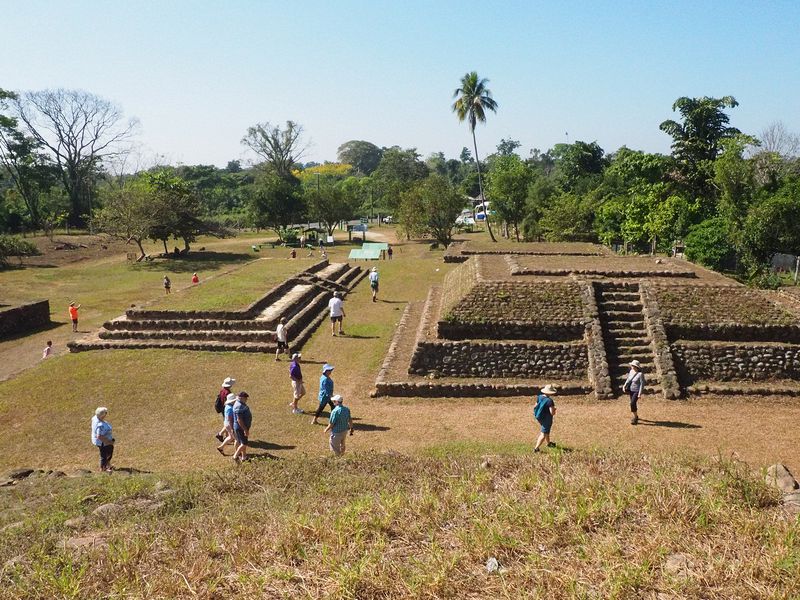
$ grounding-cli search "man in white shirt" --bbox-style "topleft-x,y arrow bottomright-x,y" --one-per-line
369,267 -> 379,302
328,291 -> 346,336
275,317 -> 288,361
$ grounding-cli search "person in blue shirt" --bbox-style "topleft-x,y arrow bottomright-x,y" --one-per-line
91,406 -> 115,471
312,364 -> 335,425
533,384 -> 558,453
324,394 -> 353,456
231,391 -> 252,463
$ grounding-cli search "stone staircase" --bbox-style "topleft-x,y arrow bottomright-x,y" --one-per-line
69,262 -> 366,354
596,282 -> 661,396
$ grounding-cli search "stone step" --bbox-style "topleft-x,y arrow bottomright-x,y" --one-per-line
599,283 -> 640,292
103,317 -> 275,332
599,301 -> 643,312
602,292 -> 641,301
69,339 -> 278,353
316,262 -> 351,281
605,322 -> 646,333
255,284 -> 315,323
99,329 -> 277,343
337,266 -> 364,287
600,311 -> 645,322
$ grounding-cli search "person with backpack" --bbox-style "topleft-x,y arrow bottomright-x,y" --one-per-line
215,377 -> 235,442
622,359 -> 645,425
232,391 -> 252,463
216,393 -> 238,454
369,267 -> 380,302
533,384 -> 558,453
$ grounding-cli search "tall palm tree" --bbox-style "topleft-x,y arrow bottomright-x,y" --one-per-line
452,71 -> 498,242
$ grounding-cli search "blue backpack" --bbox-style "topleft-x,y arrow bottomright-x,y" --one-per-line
534,395 -> 551,421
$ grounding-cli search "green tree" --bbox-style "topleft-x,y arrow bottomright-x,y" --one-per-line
538,193 -> 595,242
487,154 -> 532,240
740,186 -> 800,268
452,71 -> 499,242
336,140 -> 383,175
370,146 -> 429,211
0,233 -> 40,267
714,134 -> 759,247
684,216 -> 736,271
552,140 -> 608,192
94,179 -> 157,261
399,175 -> 463,246
247,170 -> 305,240
306,182 -> 360,236
659,95 -> 740,208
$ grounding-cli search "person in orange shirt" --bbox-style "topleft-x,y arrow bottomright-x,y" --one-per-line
69,302 -> 81,332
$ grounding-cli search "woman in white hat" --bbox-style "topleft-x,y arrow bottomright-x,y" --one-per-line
91,407 -> 115,471
533,384 -> 558,452
622,360 -> 645,425
215,377 -> 236,442
369,267 -> 379,302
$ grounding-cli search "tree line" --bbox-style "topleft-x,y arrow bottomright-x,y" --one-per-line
2,82 -> 799,281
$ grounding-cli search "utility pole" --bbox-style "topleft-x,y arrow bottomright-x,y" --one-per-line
794,255 -> 799,285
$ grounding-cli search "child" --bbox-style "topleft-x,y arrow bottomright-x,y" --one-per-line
163,275 -> 171,295
191,272 -> 199,284
42,340 -> 53,359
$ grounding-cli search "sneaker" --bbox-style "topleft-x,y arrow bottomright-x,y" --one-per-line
292,408 -> 304,414
631,417 -> 638,425
215,433 -> 224,442
534,447 -> 541,453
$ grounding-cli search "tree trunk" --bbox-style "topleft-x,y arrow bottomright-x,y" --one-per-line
472,130 -> 496,242
183,237 -> 190,253
162,239 -> 168,254
515,224 -> 520,242
135,239 -> 146,261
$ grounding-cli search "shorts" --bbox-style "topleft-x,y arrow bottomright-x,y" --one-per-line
330,315 -> 342,322
291,379 -> 306,399
234,429 -> 248,445
538,419 -> 552,434
277,340 -> 287,350
629,391 -> 639,413
72,319 -> 78,324
330,431 -> 347,455
370,283 -> 379,291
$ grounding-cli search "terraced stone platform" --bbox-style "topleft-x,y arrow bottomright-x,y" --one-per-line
69,261 -> 366,354
375,244 -> 800,400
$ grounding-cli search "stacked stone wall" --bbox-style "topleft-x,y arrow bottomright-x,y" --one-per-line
0,300 -> 50,338
639,282 -> 681,399
437,321 -> 583,341
574,278 -> 613,398
672,341 -> 800,383
665,323 -> 800,343
409,340 -> 587,379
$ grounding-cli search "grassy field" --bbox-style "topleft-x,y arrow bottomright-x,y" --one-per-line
146,256 -> 318,311
0,450 -> 797,599
2,227 -> 800,598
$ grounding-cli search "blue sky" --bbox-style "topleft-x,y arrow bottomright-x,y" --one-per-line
3,0 -> 799,167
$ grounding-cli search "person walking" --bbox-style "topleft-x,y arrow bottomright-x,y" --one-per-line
216,393 -> 238,454
328,292 -> 345,336
42,340 -> 53,359
275,317 -> 288,361
533,384 -> 558,452
163,275 -> 171,295
324,394 -> 353,456
91,407 -> 115,472
387,245 -> 393,260
289,352 -> 305,414
369,267 -> 380,302
622,360 -> 645,425
191,272 -> 199,284
215,377 -> 235,441
312,364 -> 335,425
69,302 -> 81,332
232,391 -> 252,463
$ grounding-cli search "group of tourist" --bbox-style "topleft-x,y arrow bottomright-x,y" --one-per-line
213,377 -> 253,462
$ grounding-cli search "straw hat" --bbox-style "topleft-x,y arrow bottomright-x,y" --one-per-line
222,377 -> 236,388
540,384 -> 558,396
628,360 -> 642,369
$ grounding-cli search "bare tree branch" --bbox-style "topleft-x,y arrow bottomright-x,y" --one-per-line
240,120 -> 307,179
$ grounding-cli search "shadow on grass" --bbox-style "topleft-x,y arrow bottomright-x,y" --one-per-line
248,440 -> 296,451
1,262 -> 59,270
340,334 -> 379,339
352,418 -> 390,433
638,419 -> 701,429
131,251 -> 253,273
380,300 -> 406,304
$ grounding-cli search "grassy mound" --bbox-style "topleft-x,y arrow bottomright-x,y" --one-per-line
1,449 -> 797,599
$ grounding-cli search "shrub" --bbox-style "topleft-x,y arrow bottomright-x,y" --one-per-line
0,234 -> 40,267
684,217 -> 735,271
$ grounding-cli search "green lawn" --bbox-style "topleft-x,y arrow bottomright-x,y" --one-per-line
145,257 -> 318,311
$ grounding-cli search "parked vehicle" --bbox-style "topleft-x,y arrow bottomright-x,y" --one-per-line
455,215 -> 475,226
382,215 -> 394,224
